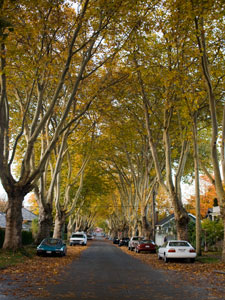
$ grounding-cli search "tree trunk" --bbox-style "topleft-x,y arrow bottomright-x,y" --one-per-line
53,212 -> 66,239
67,216 -> 75,240
172,193 -> 189,240
139,65 -> 189,242
193,114 -> 202,255
3,193 -> 24,249
174,209 -> 189,240
141,205 -> 151,239
151,189 -> 156,242
141,215 -> 151,239
223,219 -> 225,260
195,16 -> 225,261
35,202 -> 53,244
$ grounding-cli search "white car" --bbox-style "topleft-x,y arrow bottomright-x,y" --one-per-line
70,232 -> 87,246
128,236 -> 143,251
158,240 -> 196,263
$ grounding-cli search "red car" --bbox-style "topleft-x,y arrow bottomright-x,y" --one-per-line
134,240 -> 156,253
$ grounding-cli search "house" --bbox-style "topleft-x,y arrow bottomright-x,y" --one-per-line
155,213 -> 196,246
0,207 -> 37,231
206,206 -> 221,221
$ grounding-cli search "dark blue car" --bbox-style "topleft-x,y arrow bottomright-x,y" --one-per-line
37,238 -> 67,257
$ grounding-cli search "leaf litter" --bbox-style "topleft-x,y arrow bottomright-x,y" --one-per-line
0,246 -> 88,299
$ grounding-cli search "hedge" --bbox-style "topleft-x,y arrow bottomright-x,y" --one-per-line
0,229 -> 33,248
0,228 -> 4,248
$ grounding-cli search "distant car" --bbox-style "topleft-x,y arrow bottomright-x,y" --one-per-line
118,237 -> 130,247
158,240 -> 196,263
128,236 -> 143,251
70,232 -> 87,246
87,234 -> 94,240
113,237 -> 120,244
37,238 -> 67,257
134,240 -> 156,253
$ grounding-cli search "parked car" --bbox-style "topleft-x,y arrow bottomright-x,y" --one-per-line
158,240 -> 196,263
70,232 -> 87,246
113,237 -> 120,244
118,237 -> 130,247
87,234 -> 94,240
37,238 -> 67,257
134,240 -> 156,253
128,236 -> 143,251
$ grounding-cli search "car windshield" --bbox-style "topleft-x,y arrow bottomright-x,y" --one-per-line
169,241 -> 189,247
72,234 -> 84,238
141,240 -> 154,244
42,238 -> 62,246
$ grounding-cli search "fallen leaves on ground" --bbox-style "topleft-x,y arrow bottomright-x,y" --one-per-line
119,246 -> 225,299
0,246 -> 88,298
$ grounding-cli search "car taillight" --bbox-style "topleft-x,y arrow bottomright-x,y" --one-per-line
168,249 -> 176,253
189,249 -> 196,253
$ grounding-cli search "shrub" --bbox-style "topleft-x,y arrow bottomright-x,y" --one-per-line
0,228 -> 5,248
188,219 -> 224,250
31,218 -> 39,239
0,229 -> 34,248
202,218 -> 224,248
22,231 -> 33,245
188,220 -> 196,247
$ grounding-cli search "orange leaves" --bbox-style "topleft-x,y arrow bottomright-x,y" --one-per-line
0,245 -> 88,298
120,246 -> 225,299
185,175 -> 217,217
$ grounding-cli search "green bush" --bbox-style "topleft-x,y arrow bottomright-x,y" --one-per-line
0,229 -> 33,248
0,228 -> 5,248
188,221 -> 196,247
22,231 -> 33,245
202,218 -> 224,247
188,218 -> 224,250
31,218 -> 39,239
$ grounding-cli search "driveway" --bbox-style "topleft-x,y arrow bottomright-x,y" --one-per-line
28,239 -> 218,300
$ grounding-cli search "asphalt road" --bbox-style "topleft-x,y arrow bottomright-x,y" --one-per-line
27,238 -> 217,300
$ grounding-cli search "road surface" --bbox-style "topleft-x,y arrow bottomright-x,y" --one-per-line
29,239 -> 217,300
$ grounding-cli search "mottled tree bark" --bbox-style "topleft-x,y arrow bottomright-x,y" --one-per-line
35,202 -> 53,244
3,193 -> 24,249
53,211 -> 66,239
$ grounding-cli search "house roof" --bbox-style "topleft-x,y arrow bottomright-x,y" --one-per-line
22,207 -> 37,221
156,213 -> 175,226
0,212 -> 5,228
156,213 -> 196,227
0,208 -> 37,229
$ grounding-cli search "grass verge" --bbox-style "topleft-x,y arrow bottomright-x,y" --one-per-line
196,251 -> 222,263
0,246 -> 36,269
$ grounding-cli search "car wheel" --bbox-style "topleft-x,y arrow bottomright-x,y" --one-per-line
164,255 -> 169,263
137,249 -> 140,253
128,246 -> 130,250
158,254 -> 162,260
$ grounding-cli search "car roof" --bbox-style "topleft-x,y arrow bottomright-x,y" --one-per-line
168,240 -> 189,242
